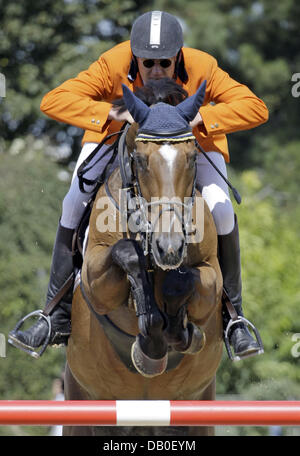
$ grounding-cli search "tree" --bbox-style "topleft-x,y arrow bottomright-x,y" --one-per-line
216,169 -> 300,436
1,1 -> 300,436
0,0 -> 153,153
0,136 -> 72,435
156,0 -> 300,171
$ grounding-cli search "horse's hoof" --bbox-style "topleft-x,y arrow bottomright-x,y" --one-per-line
131,337 -> 168,378
180,322 -> 206,354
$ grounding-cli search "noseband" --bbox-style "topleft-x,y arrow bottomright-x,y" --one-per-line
118,124 -> 198,258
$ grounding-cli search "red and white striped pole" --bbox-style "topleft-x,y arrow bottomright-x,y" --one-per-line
0,401 -> 299,426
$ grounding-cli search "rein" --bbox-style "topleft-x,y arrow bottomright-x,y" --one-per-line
77,126 -> 127,194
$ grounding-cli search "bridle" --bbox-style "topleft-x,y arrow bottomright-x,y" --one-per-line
118,124 -> 198,259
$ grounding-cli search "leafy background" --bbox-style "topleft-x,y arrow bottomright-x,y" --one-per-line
0,0 -> 299,436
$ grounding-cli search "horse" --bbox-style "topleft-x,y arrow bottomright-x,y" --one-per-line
63,78 -> 224,436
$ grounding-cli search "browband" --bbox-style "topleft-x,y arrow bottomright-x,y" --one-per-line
135,132 -> 196,143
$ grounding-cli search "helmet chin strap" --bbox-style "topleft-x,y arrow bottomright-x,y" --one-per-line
174,50 -> 188,84
128,55 -> 139,82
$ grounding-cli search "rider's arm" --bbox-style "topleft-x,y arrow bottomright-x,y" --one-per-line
40,57 -> 115,132
197,56 -> 269,138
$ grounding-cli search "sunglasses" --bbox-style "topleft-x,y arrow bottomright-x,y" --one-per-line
142,59 -> 172,69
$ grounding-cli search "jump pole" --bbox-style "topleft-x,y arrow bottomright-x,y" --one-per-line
0,401 -> 300,426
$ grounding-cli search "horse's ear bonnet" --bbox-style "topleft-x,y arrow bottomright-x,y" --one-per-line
175,80 -> 207,122
121,86 -> 150,125
122,81 -> 206,142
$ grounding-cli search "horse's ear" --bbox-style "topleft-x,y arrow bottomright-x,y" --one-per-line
122,84 -> 150,125
175,80 -> 207,122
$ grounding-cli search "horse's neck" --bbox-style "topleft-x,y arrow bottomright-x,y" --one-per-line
87,169 -> 124,247
104,168 -> 123,203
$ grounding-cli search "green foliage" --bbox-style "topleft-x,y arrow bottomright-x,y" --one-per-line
216,169 -> 300,435
0,0 -> 300,437
156,0 -> 300,170
0,137 -> 69,435
0,0 -> 153,146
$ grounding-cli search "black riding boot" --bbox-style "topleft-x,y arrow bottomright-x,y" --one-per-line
218,215 -> 263,360
8,222 -> 74,355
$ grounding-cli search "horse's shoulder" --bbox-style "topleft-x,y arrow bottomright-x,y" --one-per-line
91,168 -> 122,204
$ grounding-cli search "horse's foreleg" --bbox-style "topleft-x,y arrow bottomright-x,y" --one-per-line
160,268 -> 205,355
184,261 -> 223,369
82,243 -> 130,314
186,260 -> 222,325
83,238 -> 168,376
110,239 -> 168,377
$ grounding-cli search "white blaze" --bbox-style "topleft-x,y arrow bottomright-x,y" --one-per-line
158,144 -> 178,172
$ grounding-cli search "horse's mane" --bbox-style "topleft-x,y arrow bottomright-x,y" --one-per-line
113,78 -> 188,113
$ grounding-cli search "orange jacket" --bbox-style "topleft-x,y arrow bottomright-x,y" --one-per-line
40,41 -> 268,162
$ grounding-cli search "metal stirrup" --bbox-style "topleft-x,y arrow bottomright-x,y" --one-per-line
224,316 -> 264,362
8,310 -> 52,359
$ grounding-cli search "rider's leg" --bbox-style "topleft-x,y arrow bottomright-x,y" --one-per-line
9,222 -> 75,350
61,143 -> 118,230
9,143 -> 117,352
196,152 -> 261,359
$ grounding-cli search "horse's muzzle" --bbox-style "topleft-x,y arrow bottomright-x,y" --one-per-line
152,233 -> 185,270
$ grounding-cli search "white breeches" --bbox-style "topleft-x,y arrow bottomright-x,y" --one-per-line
195,151 -> 235,235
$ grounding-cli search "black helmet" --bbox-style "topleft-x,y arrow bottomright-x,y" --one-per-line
130,11 -> 183,59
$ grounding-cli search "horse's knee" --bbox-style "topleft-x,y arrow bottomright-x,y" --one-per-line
211,201 -> 234,235
162,268 -> 194,299
111,239 -> 145,273
201,182 -> 234,235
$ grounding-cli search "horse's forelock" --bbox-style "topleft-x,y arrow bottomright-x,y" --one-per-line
136,78 -> 188,106
113,78 -> 188,113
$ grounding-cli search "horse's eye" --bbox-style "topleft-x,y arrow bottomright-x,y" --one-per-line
188,150 -> 197,168
135,154 -> 148,170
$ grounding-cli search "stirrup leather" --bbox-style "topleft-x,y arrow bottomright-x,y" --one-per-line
224,315 -> 264,362
8,310 -> 52,359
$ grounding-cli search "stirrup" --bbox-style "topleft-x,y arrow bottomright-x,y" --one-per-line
8,310 -> 52,359
224,316 -> 264,362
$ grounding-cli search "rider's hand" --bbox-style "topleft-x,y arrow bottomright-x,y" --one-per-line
189,112 -> 203,128
108,107 -> 134,124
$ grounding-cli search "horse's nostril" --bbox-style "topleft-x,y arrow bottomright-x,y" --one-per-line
156,236 -> 185,261
178,239 -> 185,255
167,245 -> 175,255
156,238 -> 164,255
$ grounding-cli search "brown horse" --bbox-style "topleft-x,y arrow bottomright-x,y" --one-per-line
64,79 -> 223,436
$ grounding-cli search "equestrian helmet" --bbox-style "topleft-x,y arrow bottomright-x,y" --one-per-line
130,11 -> 183,59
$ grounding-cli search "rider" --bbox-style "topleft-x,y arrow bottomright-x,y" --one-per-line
9,11 -> 268,360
